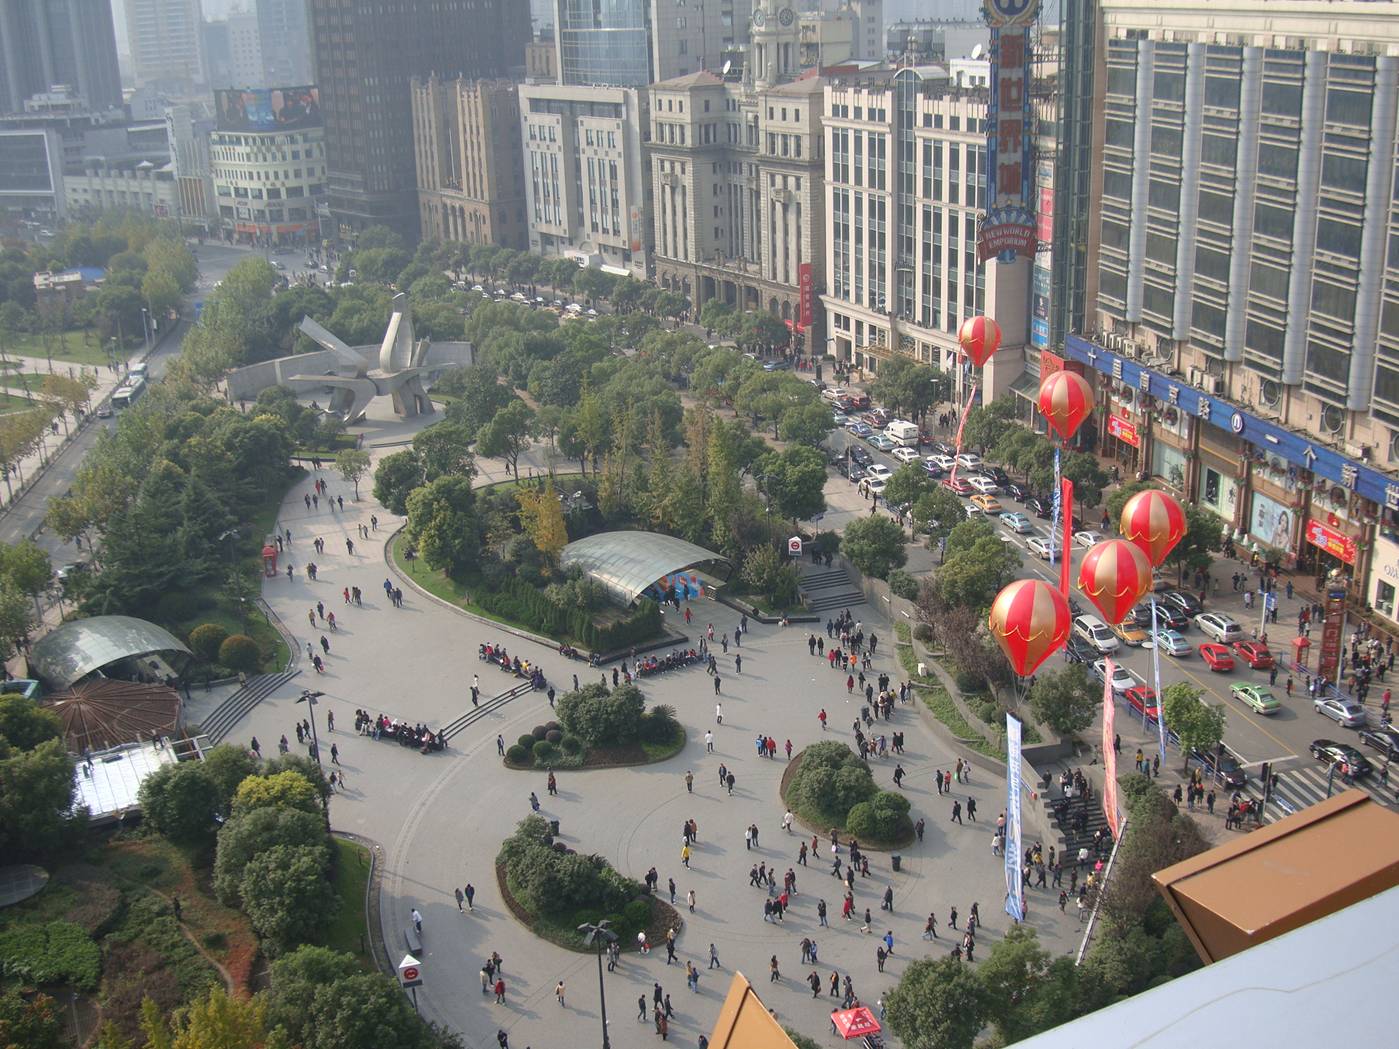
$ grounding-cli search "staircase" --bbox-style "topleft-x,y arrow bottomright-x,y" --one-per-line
1045,791 -> 1113,864
798,563 -> 866,614
440,680 -> 536,742
200,669 -> 300,744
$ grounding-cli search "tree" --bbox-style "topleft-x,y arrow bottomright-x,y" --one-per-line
0,739 -> 76,857
240,844 -> 334,955
885,956 -> 990,1049
755,445 -> 827,525
977,926 -> 1082,1043
961,396 -> 1020,453
138,761 -> 220,844
411,420 -> 475,482
937,519 -> 1022,612
475,400 -> 535,479
1161,683 -> 1225,769
442,365 -> 513,438
883,463 -> 932,513
217,634 -> 261,672
1169,502 -> 1225,584
231,769 -> 323,817
143,987 -> 268,1049
214,806 -> 328,905
841,515 -> 908,580
911,485 -> 966,545
515,480 -> 569,566
200,743 -> 260,814
1028,664 -> 1099,735
265,946 -> 361,1040
335,449 -> 371,499
301,971 -> 436,1049
0,990 -> 64,1049
0,695 -> 61,750
372,449 -> 424,515
870,355 -> 943,421
556,682 -> 647,746
404,474 -> 481,576
141,268 -> 182,319
0,582 -> 35,661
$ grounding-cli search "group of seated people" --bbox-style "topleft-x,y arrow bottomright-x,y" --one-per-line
355,708 -> 445,752
478,642 -> 548,689
635,648 -> 702,677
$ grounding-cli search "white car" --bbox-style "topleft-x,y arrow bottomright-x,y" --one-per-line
967,475 -> 999,495
1000,512 -> 1034,534
1092,660 -> 1136,694
865,463 -> 893,482
821,386 -> 847,401
1073,614 -> 1119,654
1026,536 -> 1052,559
866,479 -> 887,498
892,447 -> 921,464
1314,697 -> 1368,728
1196,612 -> 1244,643
928,454 -> 957,472
1073,530 -> 1103,548
868,434 -> 897,451
955,453 -> 983,470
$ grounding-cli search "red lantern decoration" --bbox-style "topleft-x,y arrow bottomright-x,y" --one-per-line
1119,489 -> 1187,568
1077,539 -> 1153,625
988,579 -> 1072,677
1037,370 -> 1096,442
958,316 -> 1002,368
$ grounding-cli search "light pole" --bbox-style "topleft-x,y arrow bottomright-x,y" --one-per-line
140,307 -> 152,350
578,919 -> 617,1049
297,688 -> 325,770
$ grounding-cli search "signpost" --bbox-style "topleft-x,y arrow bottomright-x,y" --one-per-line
399,953 -> 422,1013
1318,586 -> 1346,683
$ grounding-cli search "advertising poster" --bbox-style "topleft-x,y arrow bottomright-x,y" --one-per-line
798,262 -> 814,328
1319,587 -> 1346,682
1102,672 -> 1121,839
1250,491 -> 1295,552
978,0 -> 1039,262
1004,714 -> 1025,922
215,86 -> 321,131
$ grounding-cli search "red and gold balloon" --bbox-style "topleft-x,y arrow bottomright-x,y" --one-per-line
1077,539 -> 1153,625
1119,489 -> 1187,568
988,579 -> 1072,677
958,315 -> 1002,368
1037,370 -> 1096,442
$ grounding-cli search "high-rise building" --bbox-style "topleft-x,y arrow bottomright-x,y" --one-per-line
553,0 -> 748,88
821,66 -> 1029,394
649,70 -> 826,348
124,0 -> 206,91
411,76 -> 528,250
226,11 -> 263,87
257,0 -> 312,85
518,82 -> 650,276
0,0 -> 123,114
309,0 -> 530,242
811,0 -> 882,61
1061,0 -> 1399,616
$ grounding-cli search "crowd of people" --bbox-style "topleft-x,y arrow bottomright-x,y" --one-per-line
358,710 -> 445,753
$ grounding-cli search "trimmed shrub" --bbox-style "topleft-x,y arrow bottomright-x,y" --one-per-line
517,734 -> 536,749
532,725 -> 548,740
559,736 -> 583,755
845,791 -> 912,842
218,634 -> 262,672
556,682 -> 646,746
888,569 -> 920,601
545,721 -> 561,733
545,729 -> 563,744
912,623 -> 933,643
624,899 -> 651,926
639,704 -> 679,744
786,742 -> 879,830
532,740 -> 558,763
506,744 -> 529,763
188,623 -> 230,663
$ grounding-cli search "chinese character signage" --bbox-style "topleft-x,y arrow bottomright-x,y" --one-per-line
1305,519 -> 1358,565
978,0 -> 1039,263
1107,414 -> 1139,448
1319,586 -> 1347,682
798,262 -> 814,328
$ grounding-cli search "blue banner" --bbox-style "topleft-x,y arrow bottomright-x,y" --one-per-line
1005,714 -> 1025,922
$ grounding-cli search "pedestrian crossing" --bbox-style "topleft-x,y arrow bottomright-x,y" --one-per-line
1245,759 -> 1397,821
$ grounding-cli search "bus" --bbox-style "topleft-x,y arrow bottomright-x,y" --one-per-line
111,377 -> 146,410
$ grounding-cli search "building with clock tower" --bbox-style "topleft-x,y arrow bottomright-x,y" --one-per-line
749,1 -> 799,89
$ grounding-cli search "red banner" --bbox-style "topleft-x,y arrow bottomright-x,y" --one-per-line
798,262 -> 814,328
1305,519 -> 1357,565
1107,414 -> 1140,448
1319,586 -> 1346,682
1102,664 -> 1120,839
1040,350 -> 1065,376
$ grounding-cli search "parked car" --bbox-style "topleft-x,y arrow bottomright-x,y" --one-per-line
1199,643 -> 1236,672
1314,696 -> 1368,728
1073,614 -> 1119,654
1072,530 -> 1103,549
1359,725 -> 1399,760
970,493 -> 1003,514
849,422 -> 873,438
1161,590 -> 1205,617
1091,659 -> 1135,694
869,433 -> 897,451
1124,685 -> 1159,719
1112,620 -> 1149,647
999,512 -> 1034,534
864,463 -> 892,482
1149,629 -> 1192,656
1309,739 -> 1374,778
867,479 -> 887,498
1191,747 -> 1248,788
955,452 -> 983,470
928,454 -> 957,473
967,475 -> 999,495
1130,603 -> 1189,631
892,446 -> 921,464
922,460 -> 945,479
1004,481 -> 1032,501
1025,497 -> 1053,519
1026,536 -> 1052,559
832,412 -> 850,427
985,466 -> 1011,487
1231,640 -> 1274,669
942,477 -> 973,496
847,465 -> 866,483
1196,612 -> 1245,643
849,447 -> 873,467
1231,683 -> 1281,715
1063,635 -> 1097,664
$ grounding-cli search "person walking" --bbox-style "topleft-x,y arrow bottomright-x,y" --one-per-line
715,701 -> 723,722
465,883 -> 475,911
967,797 -> 977,821
709,942 -> 721,969
951,800 -> 963,824
685,770 -> 695,792
411,908 -> 423,933
687,889 -> 696,912
555,980 -> 566,1007
493,977 -> 506,1004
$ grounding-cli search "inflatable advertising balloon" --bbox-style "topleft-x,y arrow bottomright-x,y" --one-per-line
1077,539 -> 1153,625
989,578 -> 1072,676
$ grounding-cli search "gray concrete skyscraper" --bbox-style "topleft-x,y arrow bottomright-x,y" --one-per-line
0,0 -> 123,113
124,0 -> 206,91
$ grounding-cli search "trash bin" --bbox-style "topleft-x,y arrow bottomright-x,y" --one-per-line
549,819 -> 560,835
891,855 -> 901,872
916,662 -> 927,677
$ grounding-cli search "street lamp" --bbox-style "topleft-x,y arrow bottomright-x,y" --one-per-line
577,919 -> 618,1049
296,689 -> 326,770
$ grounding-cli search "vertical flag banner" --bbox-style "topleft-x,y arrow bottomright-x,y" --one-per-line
978,0 -> 1039,262
1101,665 -> 1121,840
1005,714 -> 1025,922
1060,477 -> 1074,598
1151,596 -> 1167,762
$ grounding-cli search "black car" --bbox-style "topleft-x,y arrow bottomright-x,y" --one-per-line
1064,636 -> 1096,665
931,441 -> 956,457
1004,481 -> 1031,502
1026,497 -> 1053,519
1161,590 -> 1204,617
1310,739 -> 1375,778
849,446 -> 873,467
986,466 -> 1011,487
847,465 -> 866,483
922,461 -> 945,479
1130,603 -> 1189,630
1189,748 -> 1247,788
1359,725 -> 1399,761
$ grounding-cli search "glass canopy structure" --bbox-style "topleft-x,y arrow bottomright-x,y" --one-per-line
30,615 -> 192,690
561,531 -> 730,605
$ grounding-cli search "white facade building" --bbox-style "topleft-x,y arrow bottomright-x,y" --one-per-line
124,0 -> 205,90
210,124 -> 326,245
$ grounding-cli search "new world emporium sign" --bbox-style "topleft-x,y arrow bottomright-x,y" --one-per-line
978,0 -> 1038,263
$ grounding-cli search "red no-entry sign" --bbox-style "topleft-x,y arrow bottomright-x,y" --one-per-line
399,953 -> 423,988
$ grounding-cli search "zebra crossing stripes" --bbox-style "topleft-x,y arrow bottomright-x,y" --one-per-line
1249,762 -> 1396,821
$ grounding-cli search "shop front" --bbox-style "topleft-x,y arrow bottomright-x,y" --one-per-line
1105,410 -> 1142,473
1369,535 -> 1399,624
1299,514 -> 1363,589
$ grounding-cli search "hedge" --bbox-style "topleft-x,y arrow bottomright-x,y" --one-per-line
472,577 -> 661,650
0,920 -> 101,991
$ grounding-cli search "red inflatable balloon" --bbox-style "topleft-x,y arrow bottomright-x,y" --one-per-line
958,316 -> 1002,368
1037,370 -> 1096,442
1077,539 -> 1153,625
988,579 -> 1072,677
1119,489 -> 1187,568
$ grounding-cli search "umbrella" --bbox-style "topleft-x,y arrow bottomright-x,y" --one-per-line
831,1007 -> 881,1040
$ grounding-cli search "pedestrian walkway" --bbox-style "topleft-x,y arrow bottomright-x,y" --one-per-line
1244,758 -> 1397,822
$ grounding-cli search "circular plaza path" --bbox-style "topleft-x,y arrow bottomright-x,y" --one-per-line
233,439 -> 1080,1049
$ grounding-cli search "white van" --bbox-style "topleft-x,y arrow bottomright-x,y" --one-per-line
129,362 -> 148,381
1073,614 -> 1120,654
885,420 -> 919,448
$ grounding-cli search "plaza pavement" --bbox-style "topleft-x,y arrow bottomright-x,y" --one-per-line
229,420 -> 1081,1049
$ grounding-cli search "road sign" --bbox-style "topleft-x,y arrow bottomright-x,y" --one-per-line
399,953 -> 423,988
788,536 -> 803,555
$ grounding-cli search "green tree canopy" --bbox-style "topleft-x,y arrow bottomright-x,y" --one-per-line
0,694 -> 61,751
0,738 -> 76,857
1029,664 -> 1099,735
240,843 -> 334,955
372,449 -> 424,515
475,400 -> 535,479
404,474 -> 481,576
755,445 -> 827,524
869,355 -> 944,421
555,682 -> 648,745
214,805 -> 328,906
937,518 -> 1022,612
1161,683 -> 1225,770
841,515 -> 908,579
886,956 -> 991,1049
137,760 -> 220,845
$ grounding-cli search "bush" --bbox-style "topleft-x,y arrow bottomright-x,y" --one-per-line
218,634 -> 262,672
955,668 -> 987,694
623,898 -> 651,927
786,742 -> 879,830
0,920 -> 101,991
188,623 -> 230,663
517,734 -> 536,749
506,744 -> 529,763
888,569 -> 920,601
545,721 -> 560,733
845,791 -> 912,842
231,770 -> 322,817
498,816 -> 641,920
639,704 -> 679,744
545,729 -> 563,744
559,735 -> 583,755
532,740 -> 558,763
532,725 -> 548,740
912,622 -> 933,643
556,682 -> 647,746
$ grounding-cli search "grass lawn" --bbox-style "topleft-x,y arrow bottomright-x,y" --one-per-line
293,433 -> 359,458
316,837 -> 374,970
388,530 -> 550,639
0,389 -> 36,413
2,328 -> 130,367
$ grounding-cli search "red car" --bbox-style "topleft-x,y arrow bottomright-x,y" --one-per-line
1199,643 -> 1235,672
1125,685 -> 1159,719
942,477 -> 973,496
1232,640 -> 1274,669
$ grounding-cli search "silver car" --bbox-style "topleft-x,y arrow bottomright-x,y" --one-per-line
1314,696 -> 1368,728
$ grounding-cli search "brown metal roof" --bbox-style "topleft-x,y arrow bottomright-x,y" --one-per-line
707,972 -> 798,1049
1152,790 -> 1399,963
42,678 -> 182,753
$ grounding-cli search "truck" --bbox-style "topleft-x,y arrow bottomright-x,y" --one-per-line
886,420 -> 920,447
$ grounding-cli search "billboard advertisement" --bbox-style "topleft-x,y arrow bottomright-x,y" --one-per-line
215,86 -> 321,132
798,262 -> 814,328
978,0 -> 1039,263
1031,159 -> 1054,348
1004,714 -> 1024,922
1305,519 -> 1357,565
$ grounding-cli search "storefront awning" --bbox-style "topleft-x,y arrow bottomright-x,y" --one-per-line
1010,372 -> 1041,400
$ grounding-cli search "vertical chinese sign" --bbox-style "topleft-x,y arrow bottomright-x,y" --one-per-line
1318,586 -> 1347,682
978,0 -> 1039,263
798,262 -> 814,328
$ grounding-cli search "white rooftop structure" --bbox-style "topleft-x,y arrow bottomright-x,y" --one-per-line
73,740 -> 179,825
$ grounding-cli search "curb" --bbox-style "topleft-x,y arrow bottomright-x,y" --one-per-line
334,831 -> 391,976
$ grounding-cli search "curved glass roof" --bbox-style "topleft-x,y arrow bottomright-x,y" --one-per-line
561,531 -> 728,605
31,615 -> 191,690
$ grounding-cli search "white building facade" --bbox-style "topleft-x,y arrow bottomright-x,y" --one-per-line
210,124 -> 327,246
